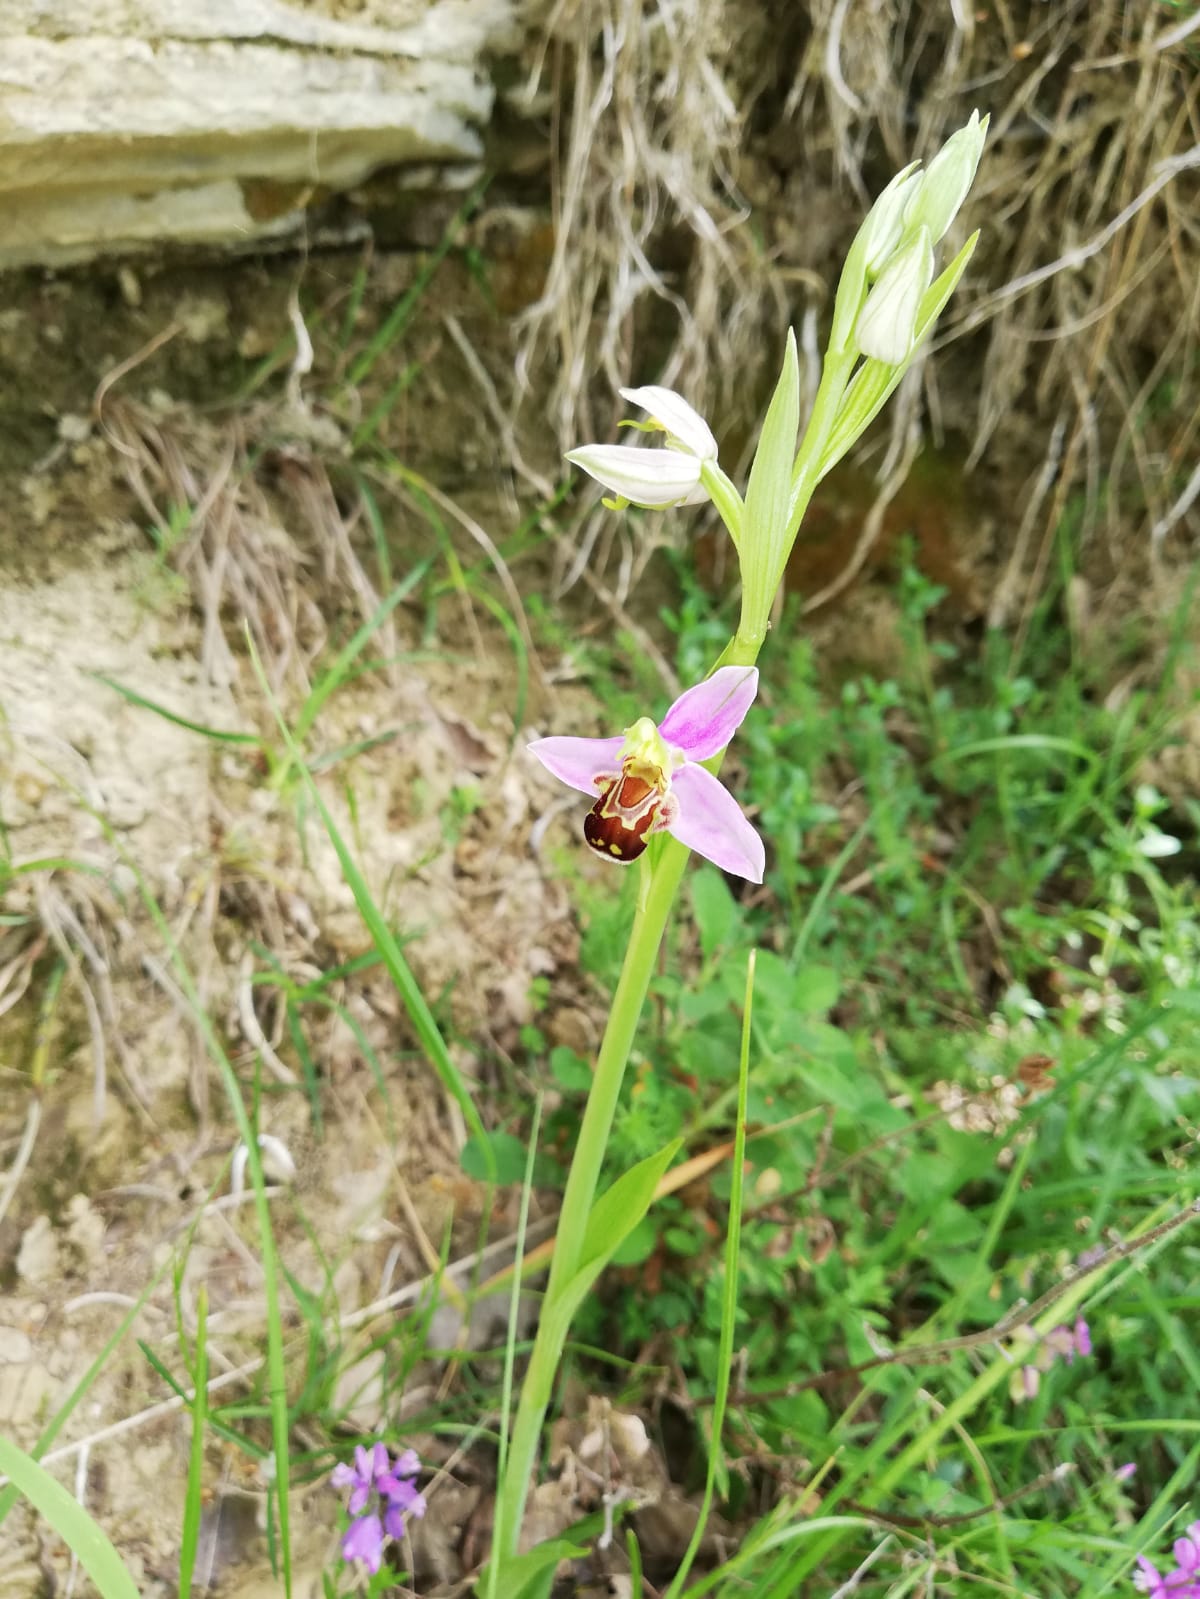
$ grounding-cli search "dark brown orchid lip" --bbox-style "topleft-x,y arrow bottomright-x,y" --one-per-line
584,769 -> 677,865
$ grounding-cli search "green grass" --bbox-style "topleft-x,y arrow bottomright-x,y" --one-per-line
516,545 -> 1200,1594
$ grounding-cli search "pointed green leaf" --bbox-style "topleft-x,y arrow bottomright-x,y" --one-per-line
578,1140 -> 680,1276
477,1538 -> 589,1599
0,1435 -> 139,1599
542,1141 -> 681,1343
740,330 -> 802,632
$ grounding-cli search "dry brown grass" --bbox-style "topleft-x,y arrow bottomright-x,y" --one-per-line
518,0 -> 1200,623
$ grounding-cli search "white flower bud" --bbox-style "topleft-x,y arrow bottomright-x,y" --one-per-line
855,226 -> 934,365
903,110 -> 988,245
859,163 -> 922,276
566,384 -> 719,508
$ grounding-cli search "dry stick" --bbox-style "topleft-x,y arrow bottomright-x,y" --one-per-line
843,1462 -> 1074,1532
92,321 -> 183,456
710,1198 -> 1200,1408
943,143 -> 1200,346
235,951 -> 297,1087
0,934 -> 47,1017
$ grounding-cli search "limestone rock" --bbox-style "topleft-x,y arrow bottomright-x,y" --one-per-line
0,0 -> 521,265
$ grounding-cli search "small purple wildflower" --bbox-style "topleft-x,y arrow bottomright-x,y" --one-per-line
1174,1525 -> 1200,1577
331,1442 -> 390,1514
1133,1522 -> 1200,1597
1010,1318 -> 1093,1404
331,1441 -> 427,1574
341,1511 -> 385,1574
1116,1463 -> 1138,1484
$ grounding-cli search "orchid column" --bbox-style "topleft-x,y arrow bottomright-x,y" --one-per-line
488,111 -> 989,1578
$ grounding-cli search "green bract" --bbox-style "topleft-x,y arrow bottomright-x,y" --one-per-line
738,329 -> 801,645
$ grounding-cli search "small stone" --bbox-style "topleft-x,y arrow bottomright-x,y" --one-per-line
0,1327 -> 33,1363
57,412 -> 91,444
16,1216 -> 59,1287
65,1195 -> 106,1264
100,775 -> 148,830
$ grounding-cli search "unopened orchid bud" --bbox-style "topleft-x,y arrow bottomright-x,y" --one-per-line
855,226 -> 934,365
859,163 -> 922,276
903,110 -> 988,245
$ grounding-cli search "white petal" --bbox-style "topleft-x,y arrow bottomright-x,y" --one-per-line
859,164 -> 923,275
618,385 -> 718,460
565,444 -> 706,508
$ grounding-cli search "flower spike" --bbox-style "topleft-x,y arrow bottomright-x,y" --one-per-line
529,666 -> 764,883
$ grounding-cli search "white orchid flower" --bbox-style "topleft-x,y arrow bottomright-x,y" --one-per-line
566,385 -> 718,509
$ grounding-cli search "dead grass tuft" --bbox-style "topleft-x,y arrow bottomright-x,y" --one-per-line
519,0 -> 1200,620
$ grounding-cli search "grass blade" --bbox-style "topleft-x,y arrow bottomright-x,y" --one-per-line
669,950 -> 755,1599
251,636 -> 491,1163
486,1093 -> 545,1599
0,1435 -> 139,1599
291,564 -> 431,747
178,1284 -> 209,1595
89,675 -> 259,745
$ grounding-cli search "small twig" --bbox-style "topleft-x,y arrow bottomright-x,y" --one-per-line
713,1199 -> 1200,1408
235,952 -> 297,1086
844,1462 -> 1074,1531
92,321 -> 183,456
0,1099 -> 40,1231
830,1533 -> 892,1598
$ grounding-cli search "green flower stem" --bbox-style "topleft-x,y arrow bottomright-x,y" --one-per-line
494,832 -> 690,1558
495,632 -> 764,1562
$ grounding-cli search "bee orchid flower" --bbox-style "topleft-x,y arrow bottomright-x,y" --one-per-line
529,666 -> 764,882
